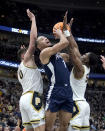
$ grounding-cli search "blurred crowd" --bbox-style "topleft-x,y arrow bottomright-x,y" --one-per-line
86,92 -> 105,131
0,0 -> 105,39
0,77 -> 105,131
0,79 -> 21,131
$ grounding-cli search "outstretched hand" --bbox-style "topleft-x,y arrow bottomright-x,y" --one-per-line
63,11 -> 74,31
100,55 -> 105,70
27,9 -> 35,21
63,11 -> 68,31
68,18 -> 74,28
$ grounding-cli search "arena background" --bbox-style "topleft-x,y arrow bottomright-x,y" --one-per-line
0,0 -> 105,130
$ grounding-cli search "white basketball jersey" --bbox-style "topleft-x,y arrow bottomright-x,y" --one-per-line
18,62 -> 43,94
70,65 -> 90,101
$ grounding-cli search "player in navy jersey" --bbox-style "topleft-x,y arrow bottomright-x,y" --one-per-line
36,23 -> 73,130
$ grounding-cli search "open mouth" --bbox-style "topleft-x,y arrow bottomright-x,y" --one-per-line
46,41 -> 51,45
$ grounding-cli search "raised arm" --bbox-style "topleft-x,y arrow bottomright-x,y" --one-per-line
63,12 -> 84,78
24,9 -> 37,62
40,29 -> 69,64
63,11 -> 81,57
69,41 -> 84,78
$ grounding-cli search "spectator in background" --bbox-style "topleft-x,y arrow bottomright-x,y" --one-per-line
14,119 -> 21,131
4,126 -> 11,131
101,55 -> 105,70
0,123 -> 4,131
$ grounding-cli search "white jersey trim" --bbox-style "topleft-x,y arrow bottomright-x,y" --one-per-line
47,62 -> 55,86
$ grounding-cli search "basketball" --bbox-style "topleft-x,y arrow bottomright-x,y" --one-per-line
53,22 -> 70,33
22,128 -> 26,131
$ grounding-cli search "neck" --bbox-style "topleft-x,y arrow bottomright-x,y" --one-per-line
40,46 -> 46,51
40,44 -> 53,51
21,58 -> 24,62
82,62 -> 89,68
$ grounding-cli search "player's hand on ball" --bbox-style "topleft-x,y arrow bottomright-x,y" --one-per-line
27,9 -> 35,21
53,28 -> 62,39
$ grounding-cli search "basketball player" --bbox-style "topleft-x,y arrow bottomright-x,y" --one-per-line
101,55 -> 105,70
17,9 -> 45,131
36,19 -> 73,131
62,12 -> 98,131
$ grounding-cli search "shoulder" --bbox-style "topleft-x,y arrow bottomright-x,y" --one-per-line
40,48 -> 55,65
83,65 -> 90,74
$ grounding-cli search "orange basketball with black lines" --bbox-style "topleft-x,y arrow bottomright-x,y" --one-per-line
53,22 -> 70,33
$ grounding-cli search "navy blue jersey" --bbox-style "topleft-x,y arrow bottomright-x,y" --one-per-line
43,53 -> 70,87
44,53 -> 73,113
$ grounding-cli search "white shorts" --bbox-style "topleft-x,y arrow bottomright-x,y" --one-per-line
19,91 -> 45,128
68,100 -> 90,130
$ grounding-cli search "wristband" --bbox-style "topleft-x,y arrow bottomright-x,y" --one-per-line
63,30 -> 71,37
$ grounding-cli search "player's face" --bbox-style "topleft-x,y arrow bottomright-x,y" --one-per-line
81,52 -> 90,62
37,36 -> 52,50
21,52 -> 26,60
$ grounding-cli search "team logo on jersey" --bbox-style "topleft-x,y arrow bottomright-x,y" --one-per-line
31,92 -> 43,112
72,102 -> 80,119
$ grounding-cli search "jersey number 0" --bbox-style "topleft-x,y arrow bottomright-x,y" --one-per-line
19,70 -> 23,79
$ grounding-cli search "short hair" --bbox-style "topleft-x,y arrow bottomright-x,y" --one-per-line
36,36 -> 41,48
17,48 -> 27,60
88,52 -> 99,67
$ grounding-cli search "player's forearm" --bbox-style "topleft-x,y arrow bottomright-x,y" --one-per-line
27,18 -> 37,55
67,34 -> 78,49
30,18 -> 37,42
67,34 -> 81,58
71,49 -> 79,64
59,34 -> 69,48
70,49 -> 83,72
29,18 -> 37,53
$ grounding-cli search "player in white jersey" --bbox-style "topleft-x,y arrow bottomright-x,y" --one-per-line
17,9 -> 45,131
61,12 -> 99,131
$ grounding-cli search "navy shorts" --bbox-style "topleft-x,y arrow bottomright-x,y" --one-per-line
45,86 -> 73,113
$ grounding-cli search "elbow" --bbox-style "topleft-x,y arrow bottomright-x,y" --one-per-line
31,44 -> 35,50
30,32 -> 37,40
32,34 -> 37,39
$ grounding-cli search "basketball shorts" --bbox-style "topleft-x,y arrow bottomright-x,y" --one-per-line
68,100 -> 90,130
19,91 -> 45,128
45,85 -> 73,113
